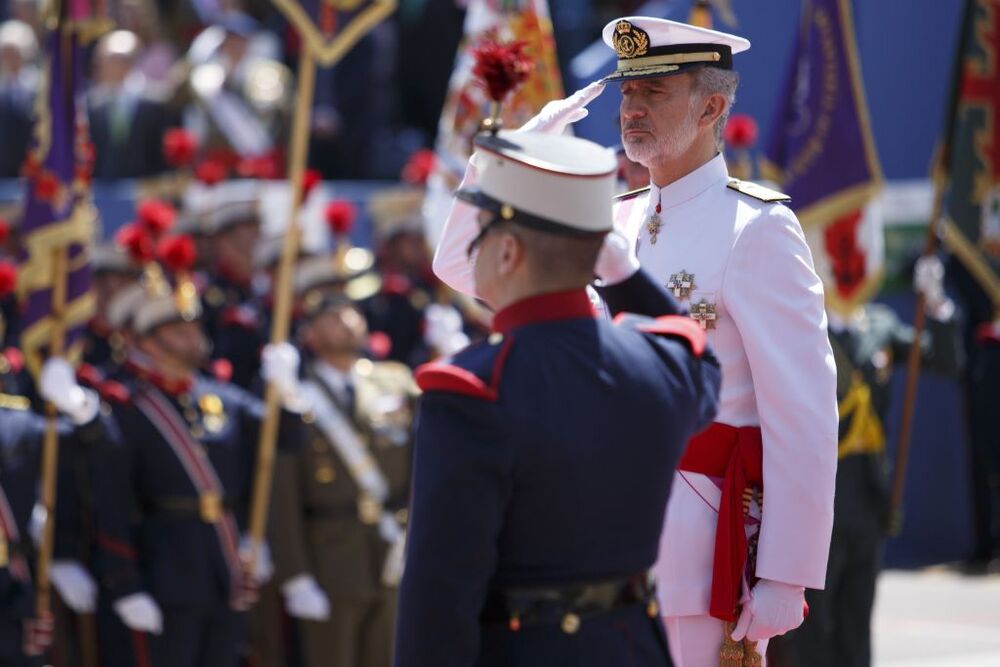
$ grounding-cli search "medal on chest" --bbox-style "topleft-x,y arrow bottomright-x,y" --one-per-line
647,202 -> 662,245
666,270 -> 696,301
690,298 -> 718,330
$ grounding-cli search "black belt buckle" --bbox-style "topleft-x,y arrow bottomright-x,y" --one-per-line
486,571 -> 659,635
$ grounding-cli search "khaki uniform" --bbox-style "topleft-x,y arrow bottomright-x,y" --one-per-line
270,359 -> 417,667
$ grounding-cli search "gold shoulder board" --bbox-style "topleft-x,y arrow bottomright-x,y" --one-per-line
614,185 -> 651,201
726,179 -> 790,203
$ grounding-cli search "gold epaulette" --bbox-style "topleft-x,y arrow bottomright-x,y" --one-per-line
614,185 -> 651,201
0,393 -> 31,411
726,178 -> 791,203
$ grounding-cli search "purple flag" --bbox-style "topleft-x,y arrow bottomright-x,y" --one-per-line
761,0 -> 884,316
18,16 -> 96,375
761,0 -> 883,226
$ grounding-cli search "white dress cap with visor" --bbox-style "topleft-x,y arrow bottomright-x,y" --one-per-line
456,130 -> 618,236
601,16 -> 750,83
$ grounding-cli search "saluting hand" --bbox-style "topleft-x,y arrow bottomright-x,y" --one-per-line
517,80 -> 606,135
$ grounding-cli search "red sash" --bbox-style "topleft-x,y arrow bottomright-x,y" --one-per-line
134,387 -> 245,609
677,422 -> 763,622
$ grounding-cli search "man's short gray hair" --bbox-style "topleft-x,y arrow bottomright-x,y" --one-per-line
691,67 -> 740,149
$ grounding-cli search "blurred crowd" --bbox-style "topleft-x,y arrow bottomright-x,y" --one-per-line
0,0 -> 643,182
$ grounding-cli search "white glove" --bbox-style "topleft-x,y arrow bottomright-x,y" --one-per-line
113,593 -> 163,635
281,574 -> 331,621
516,80 -> 606,135
379,514 -> 406,587
261,343 -> 305,411
239,535 -> 274,585
913,255 -> 954,319
39,357 -> 99,424
424,304 -> 470,357
50,560 -> 97,613
731,579 -> 806,642
913,255 -> 944,299
595,231 -> 640,285
28,503 -> 46,547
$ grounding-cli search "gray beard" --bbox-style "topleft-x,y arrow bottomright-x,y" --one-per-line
622,103 -> 701,169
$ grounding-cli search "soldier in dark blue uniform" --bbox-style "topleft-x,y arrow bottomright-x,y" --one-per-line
89,262 -> 306,667
394,130 -> 721,666
0,355 -> 109,667
199,184 -> 266,390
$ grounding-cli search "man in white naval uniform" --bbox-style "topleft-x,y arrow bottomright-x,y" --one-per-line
430,17 -> 837,667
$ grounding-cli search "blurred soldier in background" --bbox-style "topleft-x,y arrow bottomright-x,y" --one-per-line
269,290 -> 417,667
89,253 -> 306,667
771,255 -> 963,667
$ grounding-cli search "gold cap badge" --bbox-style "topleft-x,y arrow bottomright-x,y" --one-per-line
614,21 -> 650,59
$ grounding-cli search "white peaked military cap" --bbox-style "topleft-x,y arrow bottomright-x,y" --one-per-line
132,289 -> 202,336
90,242 -> 140,276
601,16 -> 750,83
205,180 -> 261,235
456,131 -> 617,235
106,282 -> 146,330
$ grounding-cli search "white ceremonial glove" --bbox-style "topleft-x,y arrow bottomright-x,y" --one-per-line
379,514 -> 406,587
28,503 -> 46,547
261,343 -> 306,411
731,579 -> 807,642
113,593 -> 163,635
595,230 -> 641,285
913,255 -> 954,320
50,560 -> 97,614
239,535 -> 274,585
281,574 -> 331,621
423,304 -> 470,357
39,357 -> 99,425
913,255 -> 944,298
516,80 -> 606,135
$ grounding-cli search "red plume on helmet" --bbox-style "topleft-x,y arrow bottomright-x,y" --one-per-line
471,38 -> 534,103
195,158 -> 228,186
0,261 -> 17,297
724,114 -> 759,150
401,149 -> 436,186
136,199 -> 176,237
115,223 -> 155,264
0,218 -> 10,246
162,128 -> 199,168
156,235 -> 198,274
325,200 -> 356,237
302,169 -> 323,200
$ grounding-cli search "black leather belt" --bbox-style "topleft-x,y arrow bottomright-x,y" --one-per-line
480,571 -> 660,634
145,496 -> 232,524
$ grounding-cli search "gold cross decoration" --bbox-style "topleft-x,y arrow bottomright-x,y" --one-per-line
666,270 -> 696,301
690,299 -> 718,330
646,213 -> 662,245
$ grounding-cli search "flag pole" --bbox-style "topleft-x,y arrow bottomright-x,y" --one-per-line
34,10 -> 75,618
35,244 -> 69,618
887,0 -> 972,535
246,46 -> 316,567
887,187 -> 943,535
